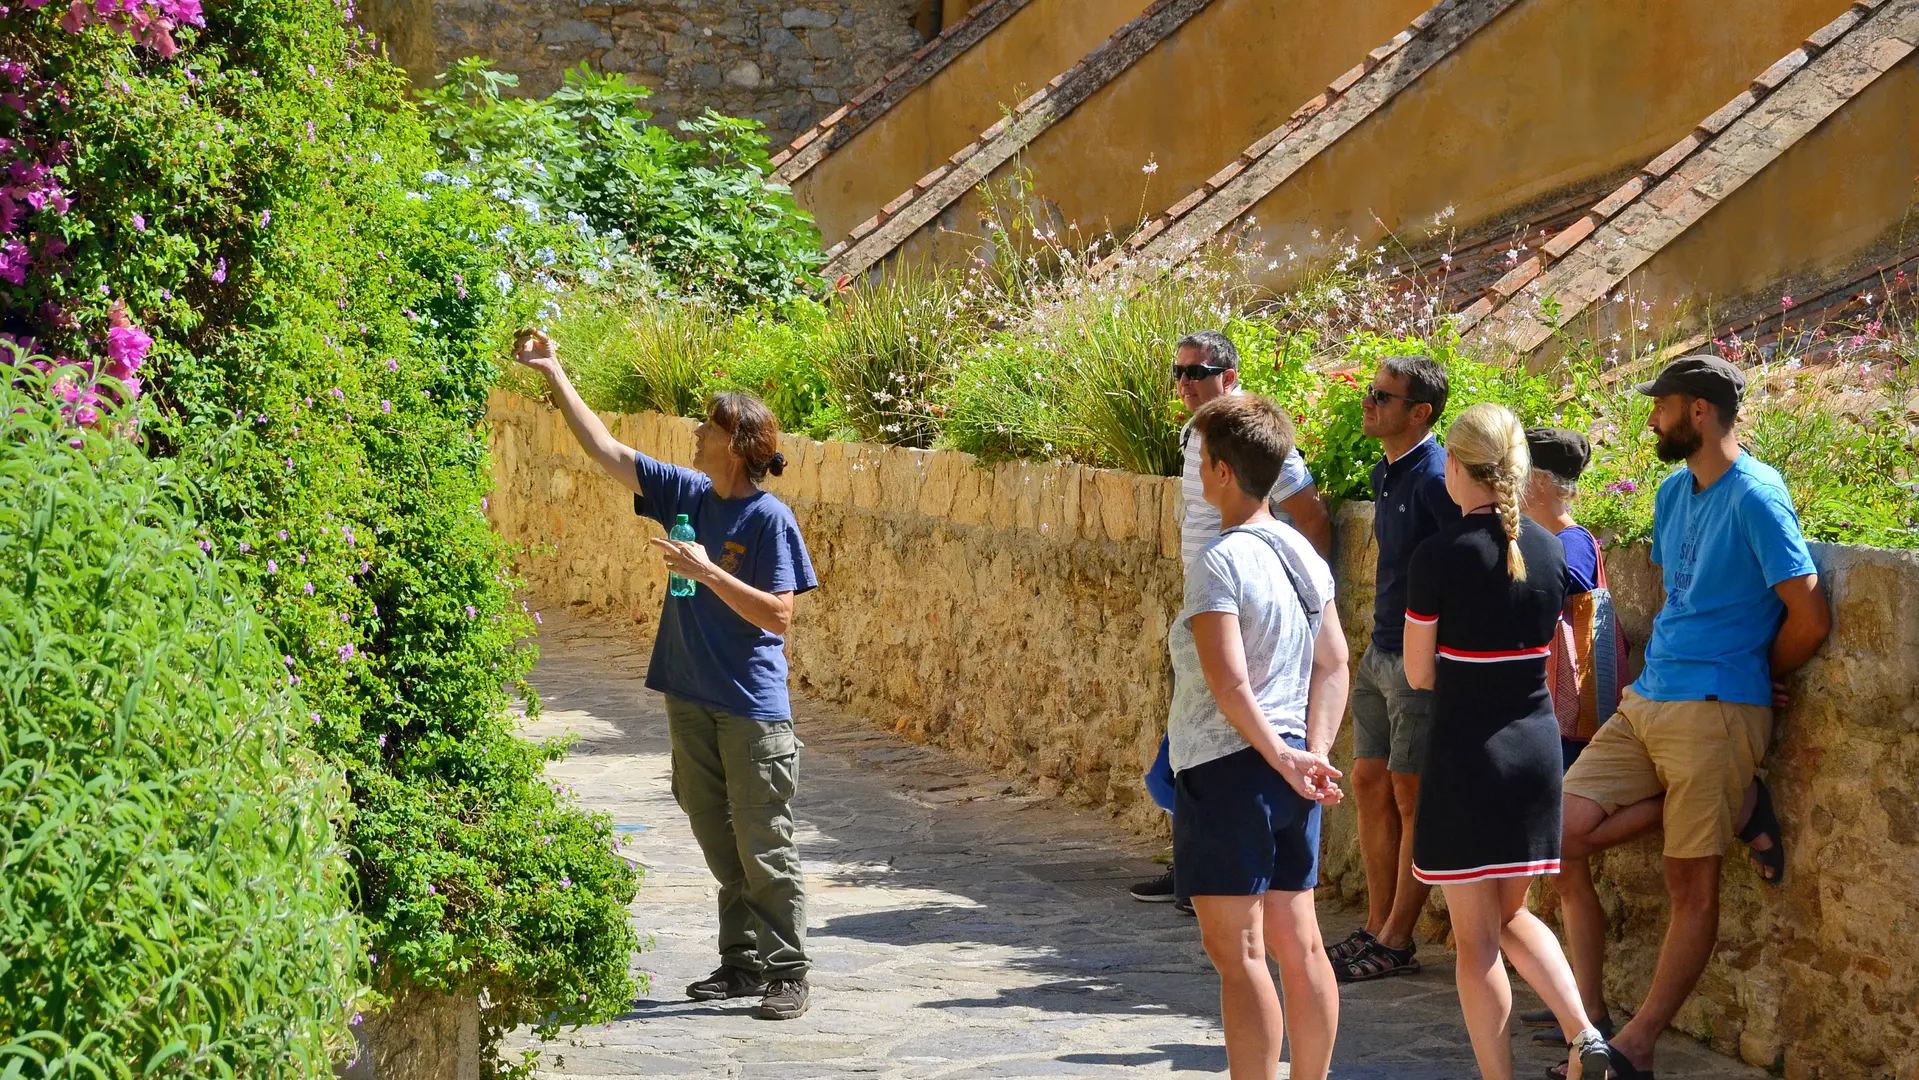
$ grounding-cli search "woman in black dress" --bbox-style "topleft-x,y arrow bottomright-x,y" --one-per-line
1401,403 -> 1613,1080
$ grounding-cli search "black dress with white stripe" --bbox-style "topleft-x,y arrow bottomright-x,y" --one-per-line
1405,513 -> 1568,884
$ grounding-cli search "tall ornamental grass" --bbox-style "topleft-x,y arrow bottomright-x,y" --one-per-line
0,372 -> 361,1080
820,267 -> 976,448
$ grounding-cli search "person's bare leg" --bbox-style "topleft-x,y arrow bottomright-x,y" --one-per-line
1494,876 -> 1596,1051
1586,795 -> 1663,849
1195,894 -> 1285,1080
1263,889 -> 1338,1080
1555,795 -> 1613,1024
1351,756 -> 1398,934
1443,879 -> 1516,1080
1376,771 -> 1430,949
1608,856 -> 1723,1071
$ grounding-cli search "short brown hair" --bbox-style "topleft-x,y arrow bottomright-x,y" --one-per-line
706,391 -> 787,482
1191,393 -> 1296,500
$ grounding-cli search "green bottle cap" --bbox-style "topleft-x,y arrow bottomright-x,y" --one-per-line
674,514 -> 690,525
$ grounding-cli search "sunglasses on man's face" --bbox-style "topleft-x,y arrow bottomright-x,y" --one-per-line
1364,386 -> 1425,408
1172,363 -> 1230,383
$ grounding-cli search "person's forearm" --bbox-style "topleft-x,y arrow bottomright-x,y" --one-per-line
1211,676 -> 1296,767
1770,576 -> 1830,678
1305,666 -> 1348,757
698,568 -> 794,636
539,364 -> 628,476
1770,616 -> 1828,676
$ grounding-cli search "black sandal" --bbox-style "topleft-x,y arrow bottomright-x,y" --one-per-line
1326,928 -> 1377,967
1335,937 -> 1419,982
1736,778 -> 1786,887
1544,1035 -> 1640,1080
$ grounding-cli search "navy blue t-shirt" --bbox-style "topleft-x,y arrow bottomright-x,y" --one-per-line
1557,524 -> 1600,593
1370,435 -> 1461,651
634,454 -> 818,721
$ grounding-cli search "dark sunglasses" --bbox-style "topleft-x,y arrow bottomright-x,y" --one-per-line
1364,386 -> 1427,408
1172,363 -> 1231,383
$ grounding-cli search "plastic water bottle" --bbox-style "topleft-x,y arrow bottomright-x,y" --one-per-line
668,514 -> 697,597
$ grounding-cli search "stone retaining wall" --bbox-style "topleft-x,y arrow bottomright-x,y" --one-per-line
486,390 -> 1918,1080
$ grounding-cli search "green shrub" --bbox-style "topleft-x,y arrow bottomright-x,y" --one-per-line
3,1 -> 640,1070
937,330 -> 1068,461
418,59 -> 825,308
0,372 -> 361,1079
699,300 -> 842,439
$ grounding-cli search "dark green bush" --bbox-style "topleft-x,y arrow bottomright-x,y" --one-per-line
418,59 -> 825,308
2,0 -> 639,1070
0,371 -> 360,1079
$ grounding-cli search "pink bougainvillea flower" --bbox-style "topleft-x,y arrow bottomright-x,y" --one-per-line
0,237 -> 29,284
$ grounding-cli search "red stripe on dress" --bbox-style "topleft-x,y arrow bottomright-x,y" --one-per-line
1437,645 -> 1552,662
1413,859 -> 1561,884
1404,608 -> 1438,625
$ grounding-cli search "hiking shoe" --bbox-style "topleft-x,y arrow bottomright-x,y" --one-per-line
686,965 -> 766,1001
1130,869 -> 1177,902
758,978 -> 811,1020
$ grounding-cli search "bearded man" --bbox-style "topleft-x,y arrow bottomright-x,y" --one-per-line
1550,355 -> 1829,1080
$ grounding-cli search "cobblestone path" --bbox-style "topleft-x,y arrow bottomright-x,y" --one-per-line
509,613 -> 1764,1080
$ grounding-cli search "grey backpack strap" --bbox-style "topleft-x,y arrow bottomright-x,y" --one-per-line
1225,525 -> 1323,632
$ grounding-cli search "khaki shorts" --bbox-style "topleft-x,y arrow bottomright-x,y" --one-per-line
1562,688 -> 1773,859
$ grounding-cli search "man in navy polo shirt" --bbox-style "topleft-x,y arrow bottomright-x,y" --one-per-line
1330,354 -> 1460,982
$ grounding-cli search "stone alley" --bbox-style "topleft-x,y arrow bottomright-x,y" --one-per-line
505,613 -> 1769,1080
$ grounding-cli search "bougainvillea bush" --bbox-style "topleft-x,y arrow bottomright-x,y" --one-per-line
1,0 -> 638,1071
0,368 -> 361,1078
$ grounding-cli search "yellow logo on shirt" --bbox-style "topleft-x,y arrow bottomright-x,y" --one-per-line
719,541 -> 746,574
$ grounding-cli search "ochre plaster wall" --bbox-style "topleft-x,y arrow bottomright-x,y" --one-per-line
890,0 -> 1433,268
1233,0 -> 1851,288
796,0 -> 1152,247
488,391 -> 1919,1079
1599,54 -> 1919,338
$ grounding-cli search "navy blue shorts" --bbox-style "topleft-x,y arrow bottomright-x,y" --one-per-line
1173,741 -> 1321,897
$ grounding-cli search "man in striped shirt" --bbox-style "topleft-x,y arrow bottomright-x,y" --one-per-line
1130,329 -> 1334,910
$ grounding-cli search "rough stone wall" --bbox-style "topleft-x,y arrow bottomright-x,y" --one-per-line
360,0 -> 925,149
337,990 -> 479,1080
487,390 -> 1919,1080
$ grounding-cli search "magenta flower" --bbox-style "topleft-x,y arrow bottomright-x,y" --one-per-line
105,324 -> 151,378
0,238 -> 29,284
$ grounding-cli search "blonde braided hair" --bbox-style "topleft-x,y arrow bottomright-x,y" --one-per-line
1445,402 -> 1531,580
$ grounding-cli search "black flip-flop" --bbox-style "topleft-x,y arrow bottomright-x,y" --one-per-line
1735,778 -> 1786,887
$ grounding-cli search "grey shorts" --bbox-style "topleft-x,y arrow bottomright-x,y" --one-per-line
1351,646 -> 1433,774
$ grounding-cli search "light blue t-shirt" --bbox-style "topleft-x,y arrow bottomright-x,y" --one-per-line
1635,454 -> 1816,707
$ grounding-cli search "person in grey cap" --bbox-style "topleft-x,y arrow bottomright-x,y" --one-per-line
1550,355 -> 1830,1080
1519,427 -> 1610,769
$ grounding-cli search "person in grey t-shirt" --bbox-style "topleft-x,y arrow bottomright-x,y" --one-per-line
1171,392 -> 1349,1080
